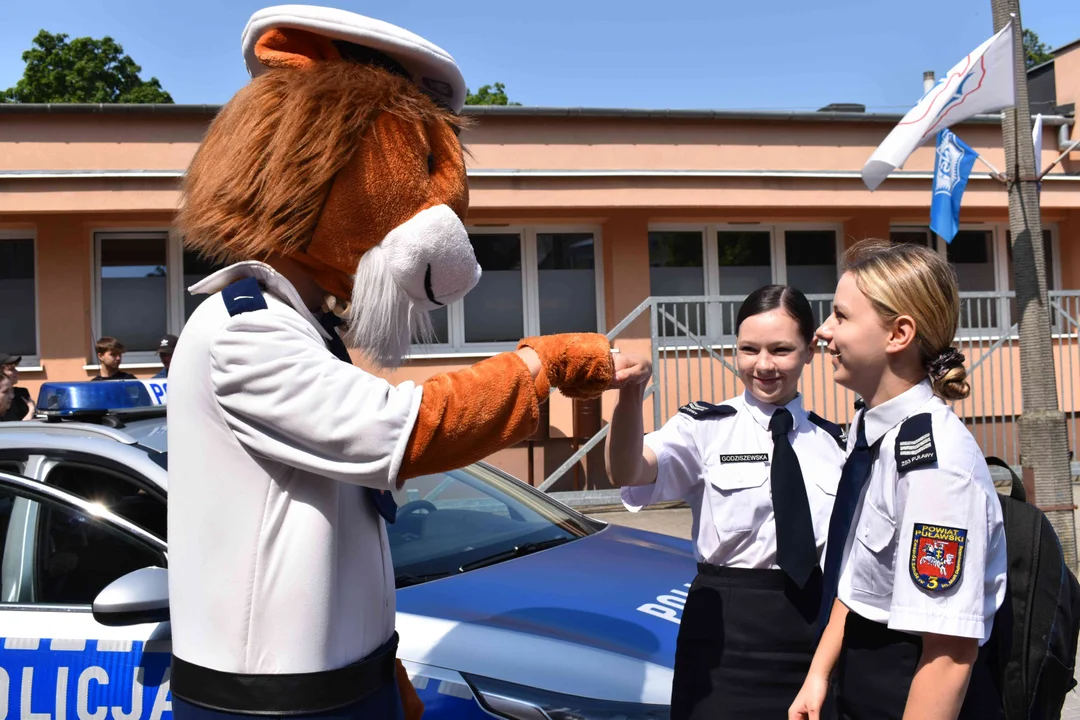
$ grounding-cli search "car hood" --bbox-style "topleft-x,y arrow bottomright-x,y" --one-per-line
396,524 -> 695,703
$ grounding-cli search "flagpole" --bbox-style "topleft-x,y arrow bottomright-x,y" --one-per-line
974,155 -> 1007,183
990,0 -> 1077,567
1038,139 -> 1080,180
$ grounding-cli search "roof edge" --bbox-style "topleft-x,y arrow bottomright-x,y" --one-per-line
0,103 -> 220,115
0,103 -> 1071,126
1052,37 -> 1080,57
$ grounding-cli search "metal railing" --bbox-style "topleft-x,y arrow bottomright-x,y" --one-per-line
542,290 -> 1080,496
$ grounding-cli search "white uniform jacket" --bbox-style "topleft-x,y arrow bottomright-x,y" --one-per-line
167,261 -> 424,674
622,392 -> 846,568
836,380 -> 1007,644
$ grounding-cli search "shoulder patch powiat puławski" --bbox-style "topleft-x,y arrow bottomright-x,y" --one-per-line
808,411 -> 846,448
895,412 -> 937,473
678,401 -> 737,420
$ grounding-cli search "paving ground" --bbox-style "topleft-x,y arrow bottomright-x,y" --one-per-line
588,504 -> 1080,718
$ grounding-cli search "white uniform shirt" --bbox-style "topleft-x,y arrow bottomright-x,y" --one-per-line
836,380 -> 1007,644
167,261 -> 424,674
622,393 -> 846,568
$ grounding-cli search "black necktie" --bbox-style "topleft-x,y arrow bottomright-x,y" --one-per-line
818,414 -> 876,631
316,311 -> 398,525
769,408 -> 818,588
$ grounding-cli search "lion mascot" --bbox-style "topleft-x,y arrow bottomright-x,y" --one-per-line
166,5 -> 632,720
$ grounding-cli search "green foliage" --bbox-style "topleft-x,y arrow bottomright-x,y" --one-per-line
465,82 -> 521,106
1023,29 -> 1053,69
1,30 -> 172,103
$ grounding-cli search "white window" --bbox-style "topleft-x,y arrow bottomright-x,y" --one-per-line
536,232 -> 598,335
0,232 -> 39,367
92,231 -> 226,366
462,231 -> 525,344
648,230 -> 705,337
95,232 -> 170,355
411,226 -> 604,356
648,223 -> 840,340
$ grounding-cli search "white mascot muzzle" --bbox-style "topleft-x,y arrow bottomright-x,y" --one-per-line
340,204 -> 482,367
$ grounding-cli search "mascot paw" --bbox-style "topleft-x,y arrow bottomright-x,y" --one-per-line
517,333 -> 614,400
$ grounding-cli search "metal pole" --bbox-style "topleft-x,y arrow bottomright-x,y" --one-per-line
991,0 -> 1076,566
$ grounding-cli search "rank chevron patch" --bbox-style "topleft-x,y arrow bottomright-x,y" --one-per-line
894,413 -> 937,473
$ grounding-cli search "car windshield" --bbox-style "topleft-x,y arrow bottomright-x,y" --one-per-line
148,453 -> 598,586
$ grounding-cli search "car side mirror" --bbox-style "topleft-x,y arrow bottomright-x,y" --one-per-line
92,566 -> 170,627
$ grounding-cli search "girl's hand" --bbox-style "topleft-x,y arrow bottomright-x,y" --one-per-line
610,353 -> 652,389
788,672 -> 830,720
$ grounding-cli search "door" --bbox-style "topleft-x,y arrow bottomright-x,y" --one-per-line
0,471 -> 171,720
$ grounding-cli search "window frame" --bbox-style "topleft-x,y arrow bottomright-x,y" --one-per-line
407,224 -> 606,359
647,221 -> 842,342
0,229 -> 41,369
0,469 -> 166,610
90,229 -> 174,367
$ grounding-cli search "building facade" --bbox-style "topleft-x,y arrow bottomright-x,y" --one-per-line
2,43 -> 1079,488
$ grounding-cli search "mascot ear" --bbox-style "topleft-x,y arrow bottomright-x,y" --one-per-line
254,27 -> 342,71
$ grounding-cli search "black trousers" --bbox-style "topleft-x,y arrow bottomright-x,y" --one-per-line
834,611 -> 1004,720
671,565 -> 822,720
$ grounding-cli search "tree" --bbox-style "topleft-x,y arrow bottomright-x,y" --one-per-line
465,82 -> 521,106
1023,28 -> 1053,68
1,30 -> 172,103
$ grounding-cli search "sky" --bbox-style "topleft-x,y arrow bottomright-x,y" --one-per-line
0,0 -> 1077,111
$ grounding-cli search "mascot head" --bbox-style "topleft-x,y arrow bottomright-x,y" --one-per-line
178,5 -> 480,367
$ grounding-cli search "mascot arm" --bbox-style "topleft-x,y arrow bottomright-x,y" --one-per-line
399,332 -> 613,481
209,310 -> 421,490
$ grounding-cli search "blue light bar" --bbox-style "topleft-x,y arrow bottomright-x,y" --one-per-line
37,380 -> 168,416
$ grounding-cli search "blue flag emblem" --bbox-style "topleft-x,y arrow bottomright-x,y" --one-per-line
930,129 -> 978,244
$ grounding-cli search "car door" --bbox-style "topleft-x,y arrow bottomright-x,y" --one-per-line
0,471 -> 171,720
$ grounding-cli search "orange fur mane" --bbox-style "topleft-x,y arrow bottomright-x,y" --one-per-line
178,61 -> 459,267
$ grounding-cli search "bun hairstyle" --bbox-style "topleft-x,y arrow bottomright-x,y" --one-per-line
843,240 -> 970,400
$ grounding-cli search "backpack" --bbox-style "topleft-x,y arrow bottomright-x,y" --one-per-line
984,456 -> 1080,719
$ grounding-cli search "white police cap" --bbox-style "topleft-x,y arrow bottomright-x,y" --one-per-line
241,5 -> 466,113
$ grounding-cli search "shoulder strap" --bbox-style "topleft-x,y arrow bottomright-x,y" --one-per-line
894,412 -> 937,474
222,276 -> 268,317
807,411 -> 846,449
677,401 -> 737,421
985,456 -> 1026,503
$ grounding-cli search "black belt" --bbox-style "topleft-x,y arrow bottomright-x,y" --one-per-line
170,632 -> 398,716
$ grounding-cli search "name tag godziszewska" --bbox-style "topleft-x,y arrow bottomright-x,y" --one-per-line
719,454 -> 769,463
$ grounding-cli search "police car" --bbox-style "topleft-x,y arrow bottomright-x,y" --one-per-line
0,381 -> 693,720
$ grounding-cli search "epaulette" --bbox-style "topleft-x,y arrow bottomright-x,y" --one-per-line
222,276 -> 268,316
677,401 -> 737,420
808,411 -> 846,449
895,413 -> 937,473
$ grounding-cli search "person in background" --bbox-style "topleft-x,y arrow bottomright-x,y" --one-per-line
0,374 -> 14,422
92,337 -> 137,381
154,335 -> 178,379
0,353 -> 36,421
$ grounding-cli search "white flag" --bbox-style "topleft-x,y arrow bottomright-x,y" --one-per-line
1033,113 -> 1043,177
862,22 -> 1017,191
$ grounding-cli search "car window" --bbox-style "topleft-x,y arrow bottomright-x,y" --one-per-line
0,462 -> 22,475
387,464 -> 596,586
0,485 -> 164,606
33,498 -> 164,605
45,463 -> 167,540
